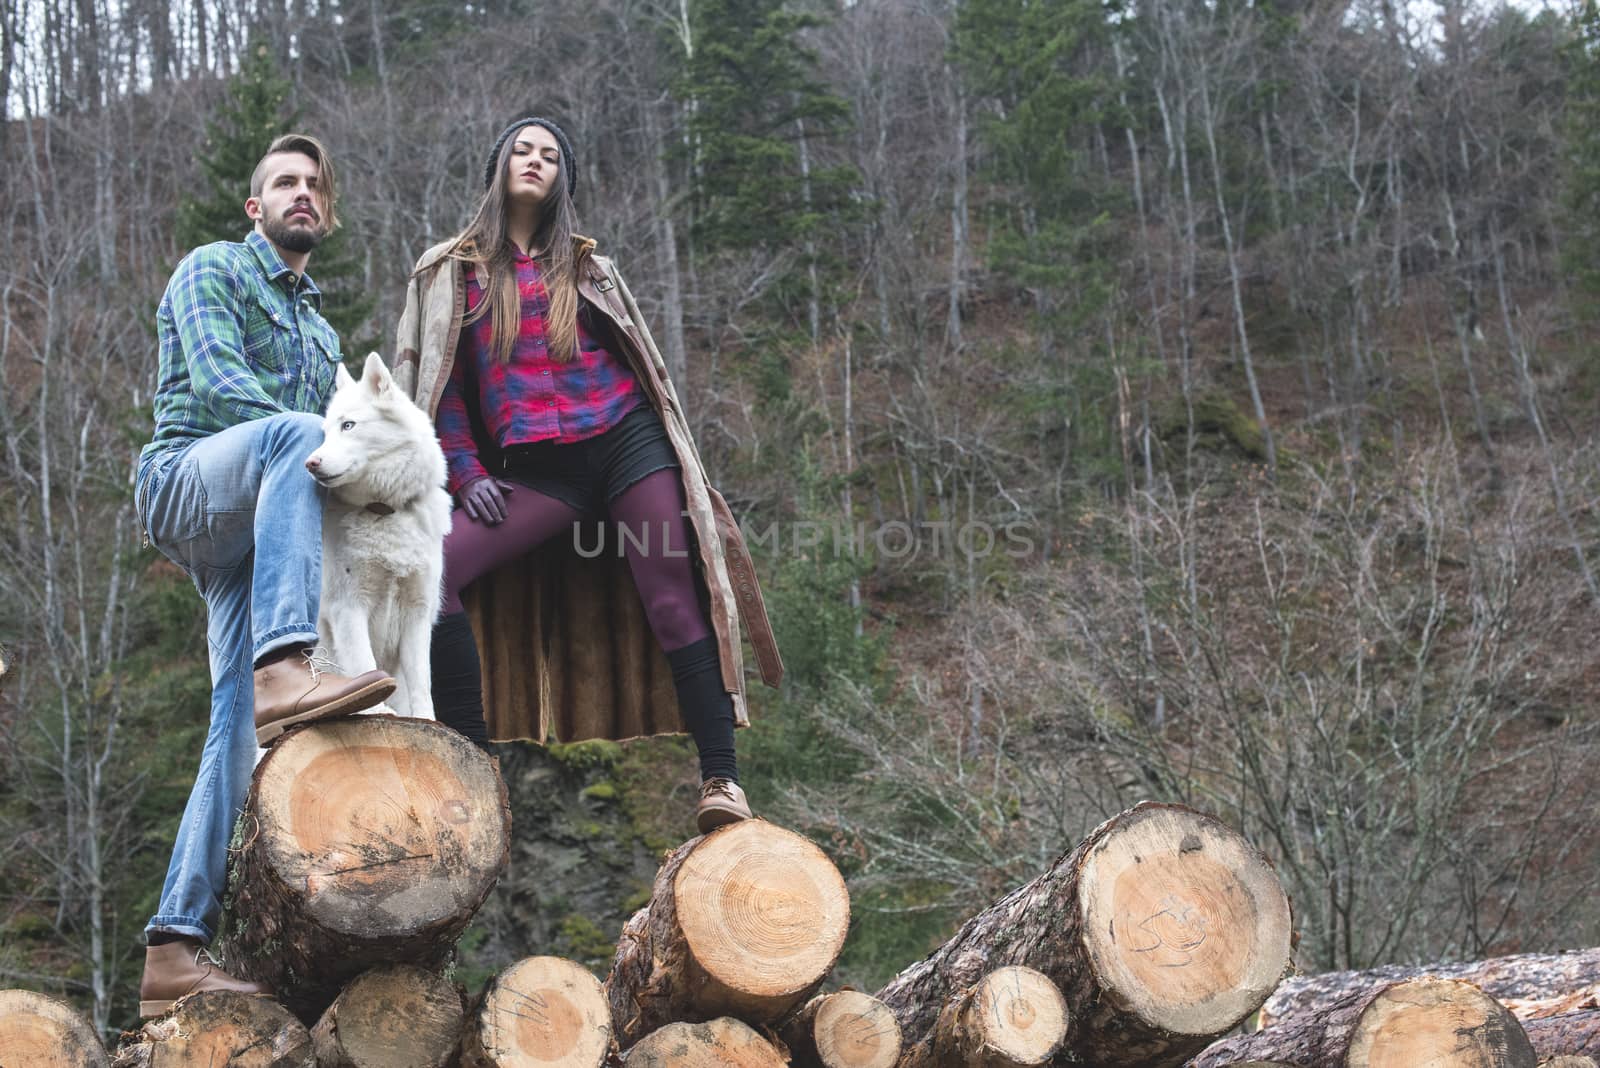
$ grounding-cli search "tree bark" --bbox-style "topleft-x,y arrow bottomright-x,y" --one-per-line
874,802 -> 1292,1068
1188,978 -> 1536,1068
1525,1011 -> 1600,1061
1261,949 -> 1600,1029
898,966 -> 1069,1068
622,1017 -> 788,1066
457,955 -> 612,1068
0,989 -> 109,1067
110,990 -> 312,1067
778,990 -> 902,1068
221,716 -> 511,1021
309,963 -> 463,1068
605,819 -> 850,1049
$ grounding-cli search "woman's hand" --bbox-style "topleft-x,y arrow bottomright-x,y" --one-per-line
458,477 -> 516,525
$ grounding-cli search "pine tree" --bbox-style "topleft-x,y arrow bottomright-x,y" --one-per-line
676,0 -> 856,255
1562,0 -> 1600,302
176,41 -> 375,351
954,0 -> 1122,330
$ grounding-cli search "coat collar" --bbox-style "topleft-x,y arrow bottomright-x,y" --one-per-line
418,233 -> 600,274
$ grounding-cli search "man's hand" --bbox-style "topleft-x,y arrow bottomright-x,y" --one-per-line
458,477 -> 516,525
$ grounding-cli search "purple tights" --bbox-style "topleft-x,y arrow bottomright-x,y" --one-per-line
440,469 -> 711,653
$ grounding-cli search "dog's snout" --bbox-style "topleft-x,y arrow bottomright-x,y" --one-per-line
305,455 -> 322,472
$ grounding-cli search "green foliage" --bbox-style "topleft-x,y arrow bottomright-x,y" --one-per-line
547,738 -> 624,770
1562,1 -> 1600,302
554,913 -> 618,971
676,0 -> 857,254
175,40 -> 375,351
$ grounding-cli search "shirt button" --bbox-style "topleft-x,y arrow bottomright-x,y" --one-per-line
542,370 -> 550,376
547,401 -> 555,408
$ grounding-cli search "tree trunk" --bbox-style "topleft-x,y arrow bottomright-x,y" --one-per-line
778,990 -> 902,1068
309,963 -> 463,1068
1525,1011 -> 1600,1061
1188,978 -> 1536,1068
605,819 -> 850,1049
898,966 -> 1069,1068
0,989 -> 109,1067
874,802 -> 1293,1068
1262,949 -> 1600,1028
110,990 -> 312,1067
457,955 -> 612,1068
622,1017 -> 788,1066
221,716 -> 511,1020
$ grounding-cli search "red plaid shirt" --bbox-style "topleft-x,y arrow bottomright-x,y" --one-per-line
437,253 -> 644,492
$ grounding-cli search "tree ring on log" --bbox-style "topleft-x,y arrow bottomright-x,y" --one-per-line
674,821 -> 850,1003
812,990 -> 902,1068
969,966 -> 1069,1063
1346,978 -> 1535,1067
131,990 -> 313,1066
1079,805 -> 1293,1037
476,956 -> 611,1066
0,989 -> 108,1067
312,963 -> 462,1067
624,1016 -> 788,1066
255,717 -> 507,938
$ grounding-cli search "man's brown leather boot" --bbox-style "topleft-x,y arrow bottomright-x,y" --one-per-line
696,778 -> 753,834
139,939 -> 271,1016
253,651 -> 395,747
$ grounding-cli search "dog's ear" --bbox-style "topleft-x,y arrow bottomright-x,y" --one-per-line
336,362 -> 356,390
362,352 -> 393,397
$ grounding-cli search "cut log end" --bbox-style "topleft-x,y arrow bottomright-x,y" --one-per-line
310,964 -> 462,1068
810,990 -> 902,1068
1347,978 -> 1536,1068
255,716 -> 507,938
0,989 -> 109,1068
623,1017 -> 788,1067
965,966 -> 1069,1065
675,820 -> 851,1004
464,955 -> 611,1067
115,990 -> 312,1067
1078,805 -> 1293,1037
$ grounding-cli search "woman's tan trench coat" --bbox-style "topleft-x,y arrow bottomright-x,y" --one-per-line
390,236 -> 783,744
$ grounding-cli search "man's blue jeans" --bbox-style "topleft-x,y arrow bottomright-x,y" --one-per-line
136,412 -> 326,942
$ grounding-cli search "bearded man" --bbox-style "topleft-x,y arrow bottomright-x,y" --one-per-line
133,134 -> 394,1013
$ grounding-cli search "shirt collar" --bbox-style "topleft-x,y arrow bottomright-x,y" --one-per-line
246,230 -> 323,306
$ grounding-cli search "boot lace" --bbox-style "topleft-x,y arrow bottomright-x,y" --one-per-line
301,648 -> 344,682
700,777 -> 739,801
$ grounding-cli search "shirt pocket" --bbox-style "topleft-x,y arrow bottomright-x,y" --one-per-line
307,319 -> 343,401
247,294 -> 302,374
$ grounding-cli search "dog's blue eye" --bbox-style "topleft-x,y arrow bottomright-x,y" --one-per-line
340,420 -> 355,431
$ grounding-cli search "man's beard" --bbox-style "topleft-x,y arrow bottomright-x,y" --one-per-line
263,212 -> 326,254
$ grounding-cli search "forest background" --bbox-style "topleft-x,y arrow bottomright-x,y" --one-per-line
4,0 -> 1600,1043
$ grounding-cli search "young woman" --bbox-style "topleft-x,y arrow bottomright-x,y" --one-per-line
391,118 -> 783,832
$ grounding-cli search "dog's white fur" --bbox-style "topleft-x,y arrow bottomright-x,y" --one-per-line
306,353 -> 452,719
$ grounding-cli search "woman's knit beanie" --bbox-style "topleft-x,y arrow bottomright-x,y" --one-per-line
483,117 -> 577,197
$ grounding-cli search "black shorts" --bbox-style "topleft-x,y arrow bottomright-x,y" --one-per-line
498,403 -> 680,516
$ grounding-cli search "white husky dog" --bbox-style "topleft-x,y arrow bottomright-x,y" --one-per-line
304,353 -> 452,720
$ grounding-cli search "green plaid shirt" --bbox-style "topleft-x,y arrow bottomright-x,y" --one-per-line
140,231 -> 342,470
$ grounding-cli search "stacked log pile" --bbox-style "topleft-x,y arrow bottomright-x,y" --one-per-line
12,751 -> 1593,1068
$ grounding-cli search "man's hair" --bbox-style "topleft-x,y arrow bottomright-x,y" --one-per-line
249,133 -> 339,232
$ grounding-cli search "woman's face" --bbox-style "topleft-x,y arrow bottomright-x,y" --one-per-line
505,124 -> 562,209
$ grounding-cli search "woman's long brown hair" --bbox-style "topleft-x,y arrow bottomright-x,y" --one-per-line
434,124 -> 583,362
